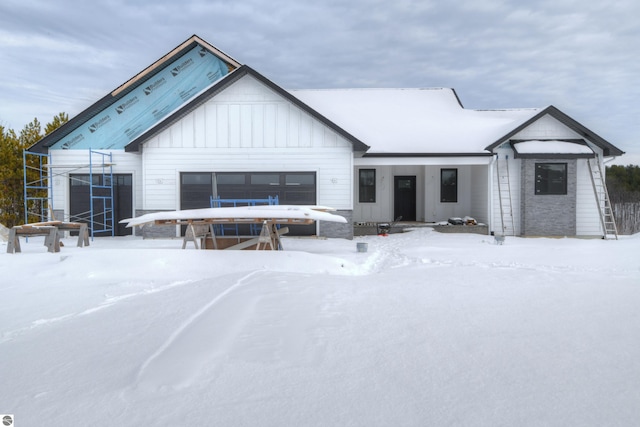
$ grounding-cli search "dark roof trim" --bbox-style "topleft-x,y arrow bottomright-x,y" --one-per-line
510,138 -> 588,144
485,105 -> 624,157
513,153 -> 595,159
510,139 -> 596,159
125,65 -> 370,153
362,152 -> 492,158
28,35 -> 240,154
450,88 -> 465,108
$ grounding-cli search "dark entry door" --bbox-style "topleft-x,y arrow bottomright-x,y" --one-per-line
69,174 -> 133,236
394,176 -> 416,221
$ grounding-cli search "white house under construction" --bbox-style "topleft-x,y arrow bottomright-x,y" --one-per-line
27,35 -> 625,239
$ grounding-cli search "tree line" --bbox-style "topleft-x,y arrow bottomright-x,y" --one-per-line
606,164 -> 640,235
0,113 -> 68,227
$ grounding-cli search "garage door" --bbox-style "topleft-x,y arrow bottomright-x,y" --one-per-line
180,172 -> 316,235
69,174 -> 133,236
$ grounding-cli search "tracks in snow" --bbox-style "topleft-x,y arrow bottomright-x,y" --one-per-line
134,270 -> 264,391
0,280 -> 196,344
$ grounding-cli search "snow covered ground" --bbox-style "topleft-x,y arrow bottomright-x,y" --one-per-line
1,228 -> 639,426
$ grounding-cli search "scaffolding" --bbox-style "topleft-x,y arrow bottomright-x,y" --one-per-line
210,195 -> 279,236
22,149 -> 115,239
23,151 -> 53,224
88,150 -> 115,238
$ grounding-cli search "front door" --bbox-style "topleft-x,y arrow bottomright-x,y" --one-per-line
394,176 -> 416,221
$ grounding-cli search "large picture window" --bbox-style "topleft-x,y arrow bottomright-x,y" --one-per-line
440,168 -> 458,203
359,169 -> 376,203
535,163 -> 567,195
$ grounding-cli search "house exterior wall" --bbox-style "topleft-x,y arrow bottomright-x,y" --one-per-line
354,165 -> 392,223
354,165 -> 424,222
139,74 -> 354,238
520,158 -> 577,236
511,114 -> 582,140
424,165 -> 473,222
490,114 -> 609,237
576,147 -> 606,237
470,165 -> 489,226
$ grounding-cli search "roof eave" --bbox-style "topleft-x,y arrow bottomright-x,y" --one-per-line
362,152 -> 492,158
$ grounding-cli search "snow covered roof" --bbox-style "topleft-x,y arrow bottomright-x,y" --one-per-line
512,140 -> 595,157
290,88 -> 542,155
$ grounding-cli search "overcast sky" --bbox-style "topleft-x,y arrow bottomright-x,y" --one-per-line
1,0 -> 639,159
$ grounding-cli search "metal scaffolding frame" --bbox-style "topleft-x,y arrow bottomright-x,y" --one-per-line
23,151 -> 53,224
22,149 -> 115,239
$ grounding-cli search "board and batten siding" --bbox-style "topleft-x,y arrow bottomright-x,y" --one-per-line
49,149 -> 142,218
512,114 -> 582,140
470,165 -> 489,226
576,153 -> 606,237
354,164 -> 486,224
140,74 -> 354,211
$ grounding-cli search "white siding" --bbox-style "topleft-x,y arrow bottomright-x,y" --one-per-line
424,165 -> 473,222
49,149 -> 142,219
470,165 -> 489,225
576,154 -> 605,237
511,114 -> 582,140
354,165 -> 393,222
141,74 -> 354,211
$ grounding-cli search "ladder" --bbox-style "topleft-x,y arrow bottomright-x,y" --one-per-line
495,154 -> 515,236
587,157 -> 618,240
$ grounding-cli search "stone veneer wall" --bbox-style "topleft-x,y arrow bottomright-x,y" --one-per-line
134,210 -> 177,238
319,210 -> 353,240
520,159 -> 577,236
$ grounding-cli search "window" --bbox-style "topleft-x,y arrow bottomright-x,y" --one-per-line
286,174 -> 315,186
535,163 -> 567,195
359,169 -> 376,203
216,173 -> 245,185
440,169 -> 458,203
250,174 -> 280,185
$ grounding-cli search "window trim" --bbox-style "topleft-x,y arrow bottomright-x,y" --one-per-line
440,168 -> 458,203
359,169 -> 376,203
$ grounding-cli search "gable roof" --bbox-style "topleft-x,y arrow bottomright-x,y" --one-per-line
485,106 -> 624,157
28,35 -> 241,154
124,65 -> 369,153
291,88 -> 543,156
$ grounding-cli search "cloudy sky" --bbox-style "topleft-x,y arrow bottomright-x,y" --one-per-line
1,0 -> 639,158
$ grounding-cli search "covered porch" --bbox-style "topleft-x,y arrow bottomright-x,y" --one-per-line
353,156 -> 493,233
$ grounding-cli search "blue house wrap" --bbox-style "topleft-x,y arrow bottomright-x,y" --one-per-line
50,45 -> 230,151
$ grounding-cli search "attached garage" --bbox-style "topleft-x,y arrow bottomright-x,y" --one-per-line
180,172 -> 317,235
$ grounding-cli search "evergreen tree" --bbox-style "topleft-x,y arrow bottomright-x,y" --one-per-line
0,125 -> 22,226
606,164 -> 640,203
45,112 -> 69,136
0,114 -> 69,226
